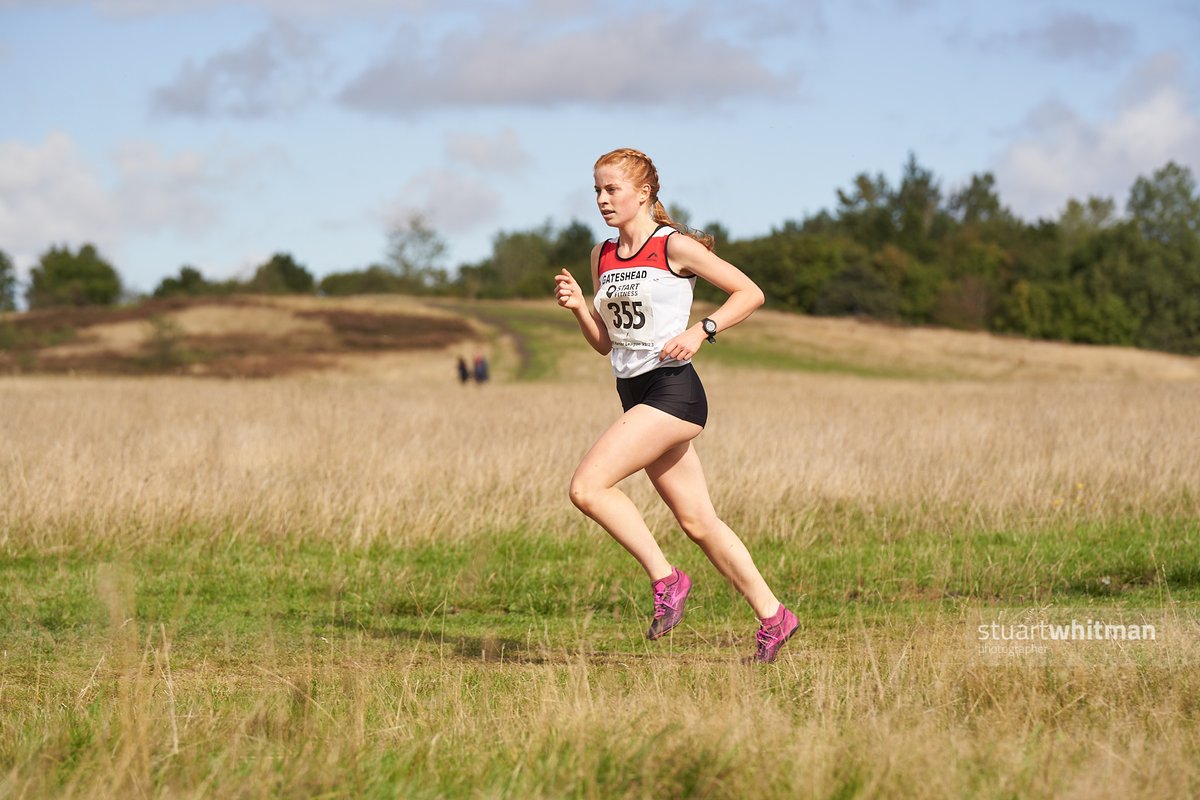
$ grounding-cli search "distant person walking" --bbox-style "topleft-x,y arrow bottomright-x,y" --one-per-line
472,353 -> 489,385
554,147 -> 798,662
457,356 -> 470,385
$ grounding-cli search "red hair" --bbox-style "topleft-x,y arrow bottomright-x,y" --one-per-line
594,148 -> 715,251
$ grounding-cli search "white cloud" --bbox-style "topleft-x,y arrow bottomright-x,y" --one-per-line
338,9 -> 793,115
993,53 -> 1200,219
111,141 -> 223,232
151,19 -> 323,119
982,12 -> 1135,65
0,132 -> 260,269
0,132 -> 120,266
379,169 -> 502,235
446,129 -> 531,173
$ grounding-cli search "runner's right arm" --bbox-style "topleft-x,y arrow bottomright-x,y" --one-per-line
554,243 -> 612,356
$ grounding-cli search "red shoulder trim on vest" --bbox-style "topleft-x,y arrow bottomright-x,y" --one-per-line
597,232 -> 672,278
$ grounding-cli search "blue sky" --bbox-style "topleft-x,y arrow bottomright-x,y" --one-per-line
1,0 -> 1198,295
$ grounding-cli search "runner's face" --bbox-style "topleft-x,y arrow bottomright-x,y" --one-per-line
594,165 -> 650,228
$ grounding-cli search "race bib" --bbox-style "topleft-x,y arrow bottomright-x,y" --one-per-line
595,270 -> 656,350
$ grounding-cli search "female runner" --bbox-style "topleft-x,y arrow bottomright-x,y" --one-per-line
554,147 -> 798,663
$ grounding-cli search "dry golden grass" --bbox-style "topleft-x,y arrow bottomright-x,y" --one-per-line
2,342 -> 1198,552
42,319 -> 151,358
168,303 -> 330,339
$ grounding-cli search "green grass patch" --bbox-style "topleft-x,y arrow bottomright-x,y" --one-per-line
3,514 -> 1197,656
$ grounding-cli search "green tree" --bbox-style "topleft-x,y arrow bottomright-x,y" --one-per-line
27,243 -> 122,308
319,265 -> 406,296
835,172 -> 895,250
153,265 -> 230,298
872,244 -> 943,324
1127,161 -> 1200,248
722,227 -> 847,311
453,220 -> 591,300
1060,196 -> 1116,234
892,152 -> 947,260
0,248 -> 16,311
1123,162 -> 1200,353
812,260 -> 900,320
933,274 -> 996,330
550,220 -> 595,273
994,278 -> 1053,338
387,214 -> 448,293
948,172 -> 1017,228
246,253 -> 315,294
493,225 -> 554,298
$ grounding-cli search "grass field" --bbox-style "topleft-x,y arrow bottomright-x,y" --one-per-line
2,296 -> 1200,798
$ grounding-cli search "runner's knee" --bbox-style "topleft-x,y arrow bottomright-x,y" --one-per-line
677,509 -> 721,543
569,475 -> 602,515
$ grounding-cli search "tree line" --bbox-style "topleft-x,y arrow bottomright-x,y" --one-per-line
2,157 -> 1197,355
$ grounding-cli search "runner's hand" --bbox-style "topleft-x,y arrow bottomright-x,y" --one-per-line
554,269 -> 585,311
660,326 -> 706,362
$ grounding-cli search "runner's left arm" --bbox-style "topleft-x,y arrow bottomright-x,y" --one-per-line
658,234 -> 765,362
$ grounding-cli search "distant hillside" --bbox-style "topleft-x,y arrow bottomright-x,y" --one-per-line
0,295 -> 482,378
3,294 -> 1198,382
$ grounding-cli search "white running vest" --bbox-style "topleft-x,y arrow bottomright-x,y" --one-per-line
593,226 -> 696,379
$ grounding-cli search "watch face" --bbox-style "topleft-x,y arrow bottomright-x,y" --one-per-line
703,319 -> 717,334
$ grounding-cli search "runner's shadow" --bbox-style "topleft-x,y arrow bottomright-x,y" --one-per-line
328,617 -> 554,663
328,615 -> 733,665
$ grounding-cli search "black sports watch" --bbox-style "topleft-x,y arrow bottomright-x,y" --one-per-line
701,317 -> 717,343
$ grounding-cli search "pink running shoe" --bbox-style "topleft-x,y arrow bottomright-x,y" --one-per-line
647,567 -> 692,640
752,605 -> 799,663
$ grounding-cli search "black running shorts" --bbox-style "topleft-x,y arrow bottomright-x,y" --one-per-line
616,363 -> 708,427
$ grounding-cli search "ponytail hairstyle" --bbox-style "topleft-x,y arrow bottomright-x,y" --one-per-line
593,148 -> 715,251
